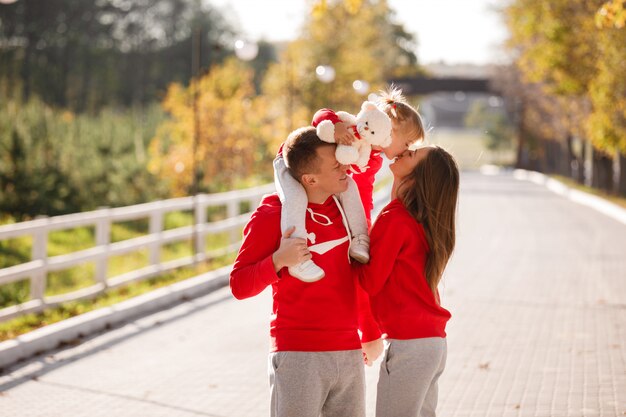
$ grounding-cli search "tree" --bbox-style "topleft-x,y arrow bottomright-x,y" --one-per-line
590,0 -> 626,193
596,0 -> 626,28
504,0 -> 626,193
0,93 -> 166,219
465,100 -> 514,156
261,0 -> 422,143
0,0 -> 236,112
148,57 -> 274,195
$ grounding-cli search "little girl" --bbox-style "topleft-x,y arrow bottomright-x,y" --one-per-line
274,87 -> 426,282
359,144 -> 460,417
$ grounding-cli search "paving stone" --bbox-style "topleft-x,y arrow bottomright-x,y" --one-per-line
0,172 -> 624,416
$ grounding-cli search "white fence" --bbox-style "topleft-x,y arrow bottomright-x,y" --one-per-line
0,183 -> 276,323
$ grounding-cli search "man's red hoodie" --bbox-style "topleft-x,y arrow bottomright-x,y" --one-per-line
230,194 -> 381,352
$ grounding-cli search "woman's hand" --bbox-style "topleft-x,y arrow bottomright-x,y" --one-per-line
272,226 -> 311,271
361,338 -> 384,366
334,122 -> 357,146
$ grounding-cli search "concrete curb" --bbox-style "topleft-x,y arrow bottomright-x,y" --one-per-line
0,265 -> 232,370
480,165 -> 626,226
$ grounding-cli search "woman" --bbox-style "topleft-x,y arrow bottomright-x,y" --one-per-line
359,144 -> 460,417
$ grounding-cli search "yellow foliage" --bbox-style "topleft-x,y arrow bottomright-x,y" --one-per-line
61,110 -> 75,123
265,0 -> 419,123
150,0 -> 422,195
506,0 -> 626,153
313,0 -> 364,16
587,27 -> 626,153
596,0 -> 626,28
506,0 -> 600,95
344,0 -> 364,14
149,58 -> 274,195
312,0 -> 328,18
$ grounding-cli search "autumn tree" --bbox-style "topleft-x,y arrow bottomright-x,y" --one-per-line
504,0 -> 626,193
0,0 -> 235,112
148,58 -> 274,195
262,0 -> 422,143
590,0 -> 626,194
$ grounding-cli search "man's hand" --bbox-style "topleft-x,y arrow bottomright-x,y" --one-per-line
334,122 -> 357,146
272,226 -> 311,272
361,338 -> 384,366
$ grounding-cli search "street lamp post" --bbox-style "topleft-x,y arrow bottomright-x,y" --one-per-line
190,35 -> 258,197
191,27 -> 202,198
285,52 -> 294,134
189,35 -> 258,259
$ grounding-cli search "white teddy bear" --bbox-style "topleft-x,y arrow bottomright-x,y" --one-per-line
316,101 -> 392,169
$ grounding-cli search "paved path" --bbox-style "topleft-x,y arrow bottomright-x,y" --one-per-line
1,171 -> 625,417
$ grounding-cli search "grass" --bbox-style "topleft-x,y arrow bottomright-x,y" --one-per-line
427,128 -> 516,170
0,209 -> 245,341
373,171 -> 393,192
0,255 -> 235,342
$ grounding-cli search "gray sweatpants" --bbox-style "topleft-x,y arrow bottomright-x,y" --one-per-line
268,349 -> 366,417
376,338 -> 447,417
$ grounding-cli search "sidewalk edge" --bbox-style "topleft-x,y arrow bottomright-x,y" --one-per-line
0,265 -> 232,370
480,165 -> 626,226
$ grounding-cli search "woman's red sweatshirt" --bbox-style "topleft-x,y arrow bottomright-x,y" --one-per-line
358,199 -> 451,339
230,194 -> 381,352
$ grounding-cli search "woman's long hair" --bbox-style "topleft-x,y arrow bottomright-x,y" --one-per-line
396,146 -> 460,301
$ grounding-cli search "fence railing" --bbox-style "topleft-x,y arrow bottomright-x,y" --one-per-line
0,183 -> 276,322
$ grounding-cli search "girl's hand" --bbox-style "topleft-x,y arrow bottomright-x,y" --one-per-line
361,338 -> 384,366
334,122 -> 357,146
272,226 -> 311,271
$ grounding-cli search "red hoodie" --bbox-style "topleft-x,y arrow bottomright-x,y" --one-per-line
230,194 -> 381,352
311,108 -> 383,224
358,199 -> 451,339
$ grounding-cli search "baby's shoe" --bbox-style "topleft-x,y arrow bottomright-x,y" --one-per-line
289,260 -> 325,283
350,234 -> 370,264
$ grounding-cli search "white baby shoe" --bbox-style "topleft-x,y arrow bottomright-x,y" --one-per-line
349,234 -> 370,264
288,260 -> 325,283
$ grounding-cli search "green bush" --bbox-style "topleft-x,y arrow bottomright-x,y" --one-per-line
0,94 -> 168,220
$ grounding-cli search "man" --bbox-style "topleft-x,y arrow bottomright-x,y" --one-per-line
230,126 -> 382,417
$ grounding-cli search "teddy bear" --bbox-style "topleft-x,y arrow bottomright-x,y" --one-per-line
315,101 -> 392,169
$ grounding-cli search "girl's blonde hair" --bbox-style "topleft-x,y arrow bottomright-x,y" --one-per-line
377,85 -> 426,143
396,146 -> 459,301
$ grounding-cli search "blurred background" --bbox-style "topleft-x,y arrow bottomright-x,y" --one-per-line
0,0 -> 625,336
1,0 -> 625,221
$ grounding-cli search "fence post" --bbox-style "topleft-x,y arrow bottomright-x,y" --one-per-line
250,196 -> 262,213
30,218 -> 48,302
149,205 -> 164,266
194,195 -> 207,261
95,209 -> 111,288
227,200 -> 239,245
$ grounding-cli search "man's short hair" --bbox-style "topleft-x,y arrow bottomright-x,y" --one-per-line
283,126 -> 335,182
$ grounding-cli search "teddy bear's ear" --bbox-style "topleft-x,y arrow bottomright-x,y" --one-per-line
361,101 -> 378,112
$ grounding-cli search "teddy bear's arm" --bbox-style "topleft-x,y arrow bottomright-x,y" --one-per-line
335,111 -> 358,126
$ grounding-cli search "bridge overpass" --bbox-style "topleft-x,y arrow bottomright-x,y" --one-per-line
389,76 -> 493,95
387,75 -> 504,129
